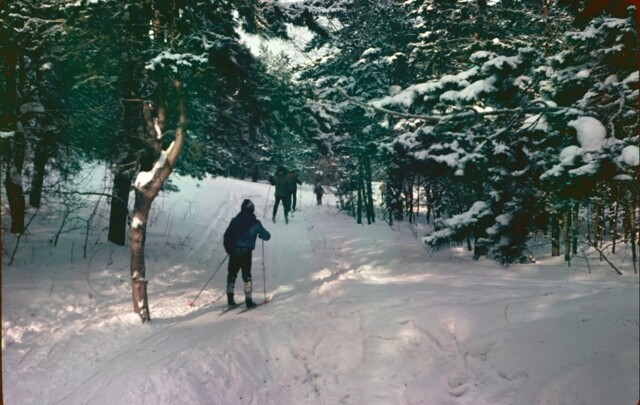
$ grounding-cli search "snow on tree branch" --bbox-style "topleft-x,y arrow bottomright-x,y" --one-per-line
134,150 -> 168,191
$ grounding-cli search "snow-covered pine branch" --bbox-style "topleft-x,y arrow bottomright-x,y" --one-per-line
339,87 -> 571,123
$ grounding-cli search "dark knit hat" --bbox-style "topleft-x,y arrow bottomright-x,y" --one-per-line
241,199 -> 255,213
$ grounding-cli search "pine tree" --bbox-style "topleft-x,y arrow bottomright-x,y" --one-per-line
372,7 -> 638,264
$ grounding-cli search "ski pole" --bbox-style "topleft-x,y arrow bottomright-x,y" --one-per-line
188,254 -> 228,307
262,239 -> 267,304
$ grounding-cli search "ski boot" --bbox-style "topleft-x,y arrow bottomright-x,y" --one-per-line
227,283 -> 236,306
244,281 -> 257,308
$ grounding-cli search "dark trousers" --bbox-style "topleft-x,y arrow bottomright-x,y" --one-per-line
272,195 -> 290,218
227,252 -> 252,287
290,190 -> 298,210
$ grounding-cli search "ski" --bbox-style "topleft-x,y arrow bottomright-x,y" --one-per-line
237,300 -> 270,314
219,302 -> 244,315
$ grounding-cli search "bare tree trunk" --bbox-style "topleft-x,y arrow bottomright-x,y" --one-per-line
129,81 -> 186,323
108,0 -> 149,245
356,165 -> 363,225
108,170 -> 132,246
130,192 -> 152,321
630,194 -> 638,274
563,210 -> 570,263
594,199 -> 603,249
611,185 -> 620,254
596,199 -> 605,260
108,101 -> 142,246
426,185 -> 434,224
406,175 -> 415,224
363,153 -> 375,224
28,138 -> 50,208
386,178 -> 393,227
572,203 -> 579,255
1,29 -> 17,129
551,213 -> 560,257
2,30 -> 25,234
416,175 -> 421,219
5,157 -> 25,234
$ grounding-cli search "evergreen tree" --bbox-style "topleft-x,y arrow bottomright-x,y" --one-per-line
294,0 -> 637,263
1,0 -> 71,232
371,6 -> 638,263
299,0 -> 416,223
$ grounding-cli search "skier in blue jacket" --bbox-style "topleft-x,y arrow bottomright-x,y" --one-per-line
223,199 -> 271,308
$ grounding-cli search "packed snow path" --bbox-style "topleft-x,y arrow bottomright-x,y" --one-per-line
2,176 -> 638,404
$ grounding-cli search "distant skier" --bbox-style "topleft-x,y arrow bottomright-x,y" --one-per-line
286,169 -> 302,212
314,181 -> 324,205
270,166 -> 290,223
223,199 -> 271,308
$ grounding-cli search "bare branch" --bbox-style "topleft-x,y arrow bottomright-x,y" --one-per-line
8,208 -> 40,266
585,239 -> 624,275
165,79 -> 186,170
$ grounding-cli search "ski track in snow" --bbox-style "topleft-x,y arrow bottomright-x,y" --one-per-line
2,176 -> 638,405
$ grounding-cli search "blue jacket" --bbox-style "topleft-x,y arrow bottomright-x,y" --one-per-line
223,210 -> 271,255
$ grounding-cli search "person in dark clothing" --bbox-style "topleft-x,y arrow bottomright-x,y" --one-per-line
286,169 -> 302,212
223,199 -> 271,308
314,182 -> 324,205
270,167 -> 290,223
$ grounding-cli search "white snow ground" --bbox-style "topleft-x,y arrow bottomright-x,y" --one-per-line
2,174 -> 639,405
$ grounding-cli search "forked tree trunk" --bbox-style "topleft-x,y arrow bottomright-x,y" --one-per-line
130,81 -> 186,323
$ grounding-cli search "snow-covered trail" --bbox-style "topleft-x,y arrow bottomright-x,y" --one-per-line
2,176 -> 638,405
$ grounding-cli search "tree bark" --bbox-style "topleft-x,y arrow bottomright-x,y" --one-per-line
130,191 -> 152,321
1,24 -> 17,127
594,200 -> 603,248
551,213 -> 560,257
108,98 -> 141,245
28,137 -> 50,208
572,203 -> 579,255
5,157 -> 25,234
356,161 -> 363,225
129,81 -> 186,323
108,170 -> 132,246
406,175 -> 415,224
563,210 -> 570,263
611,185 -> 620,254
2,27 -> 25,233
630,195 -> 638,274
363,153 -> 375,224
108,0 -> 150,246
